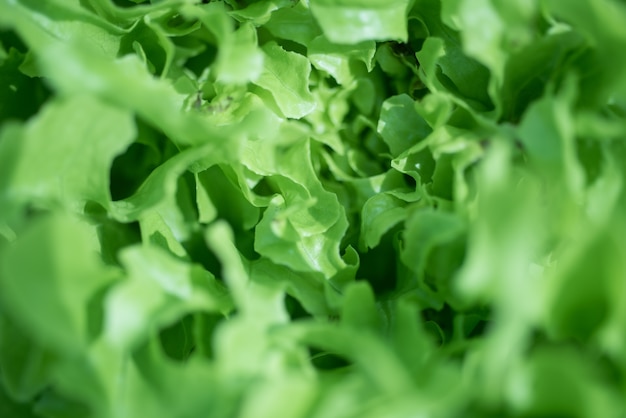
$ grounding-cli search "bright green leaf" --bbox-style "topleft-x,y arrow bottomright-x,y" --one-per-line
310,0 -> 410,44
0,215 -> 116,353
253,42 -> 316,119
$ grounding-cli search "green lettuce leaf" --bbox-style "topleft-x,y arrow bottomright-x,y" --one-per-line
252,42 -> 316,119
310,0 -> 411,44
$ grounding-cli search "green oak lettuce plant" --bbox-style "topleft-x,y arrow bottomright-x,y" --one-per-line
1,0 -> 626,416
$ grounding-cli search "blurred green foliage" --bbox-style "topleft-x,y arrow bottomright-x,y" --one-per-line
1,0 -> 626,416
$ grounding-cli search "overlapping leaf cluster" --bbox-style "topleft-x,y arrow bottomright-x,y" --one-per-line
1,0 -> 626,416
